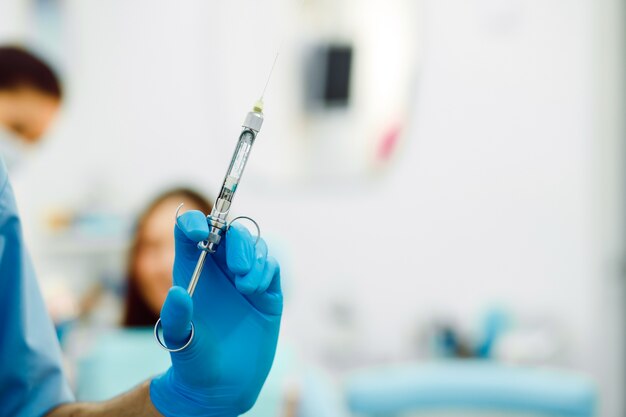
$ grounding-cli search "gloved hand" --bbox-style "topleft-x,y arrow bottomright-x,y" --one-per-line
150,210 -> 283,417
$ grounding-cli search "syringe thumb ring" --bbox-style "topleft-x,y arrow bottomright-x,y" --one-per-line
154,318 -> 195,353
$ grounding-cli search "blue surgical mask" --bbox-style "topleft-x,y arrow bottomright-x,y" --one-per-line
0,127 -> 30,173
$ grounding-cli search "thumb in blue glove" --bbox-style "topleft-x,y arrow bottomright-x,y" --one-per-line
150,210 -> 283,417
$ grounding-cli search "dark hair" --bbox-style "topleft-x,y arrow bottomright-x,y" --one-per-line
0,46 -> 62,98
123,187 -> 213,327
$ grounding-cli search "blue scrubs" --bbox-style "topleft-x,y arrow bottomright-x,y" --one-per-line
0,160 -> 74,416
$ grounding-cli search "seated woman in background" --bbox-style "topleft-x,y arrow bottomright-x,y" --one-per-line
72,187 -> 212,400
123,187 -> 212,327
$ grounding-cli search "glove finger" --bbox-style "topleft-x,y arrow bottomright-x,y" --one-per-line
246,257 -> 283,315
175,210 -> 209,245
225,222 -> 256,276
174,211 -> 210,288
234,238 -> 268,295
266,258 -> 282,295
255,255 -> 278,294
160,286 -> 194,349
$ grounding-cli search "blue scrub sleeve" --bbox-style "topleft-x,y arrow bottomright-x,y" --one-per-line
0,160 -> 74,416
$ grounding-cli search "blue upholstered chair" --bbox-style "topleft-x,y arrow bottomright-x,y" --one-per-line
345,361 -> 596,417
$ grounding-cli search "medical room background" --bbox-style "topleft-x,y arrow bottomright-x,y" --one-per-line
1,0 -> 625,416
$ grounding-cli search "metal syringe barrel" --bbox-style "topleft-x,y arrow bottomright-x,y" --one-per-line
205,109 -> 264,253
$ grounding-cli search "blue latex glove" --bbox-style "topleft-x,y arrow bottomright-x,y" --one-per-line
150,211 -> 283,417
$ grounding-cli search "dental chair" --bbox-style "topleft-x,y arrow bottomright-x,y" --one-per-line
345,361 -> 596,417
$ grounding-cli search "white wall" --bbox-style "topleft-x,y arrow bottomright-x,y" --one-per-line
0,0 -> 29,41
3,0 -> 623,415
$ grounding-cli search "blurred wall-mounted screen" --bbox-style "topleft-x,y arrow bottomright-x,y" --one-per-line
305,44 -> 353,109
324,45 -> 352,106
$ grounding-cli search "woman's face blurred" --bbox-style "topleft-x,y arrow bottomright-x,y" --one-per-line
134,196 -> 204,316
0,88 -> 60,142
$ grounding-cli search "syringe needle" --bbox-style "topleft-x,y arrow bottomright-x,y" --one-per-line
260,48 -> 281,101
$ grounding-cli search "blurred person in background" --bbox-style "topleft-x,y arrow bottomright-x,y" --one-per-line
0,46 -> 61,171
0,45 -> 283,417
123,188 -> 213,327
75,188 -> 212,330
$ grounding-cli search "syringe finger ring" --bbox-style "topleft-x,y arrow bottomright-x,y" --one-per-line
228,216 -> 261,247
